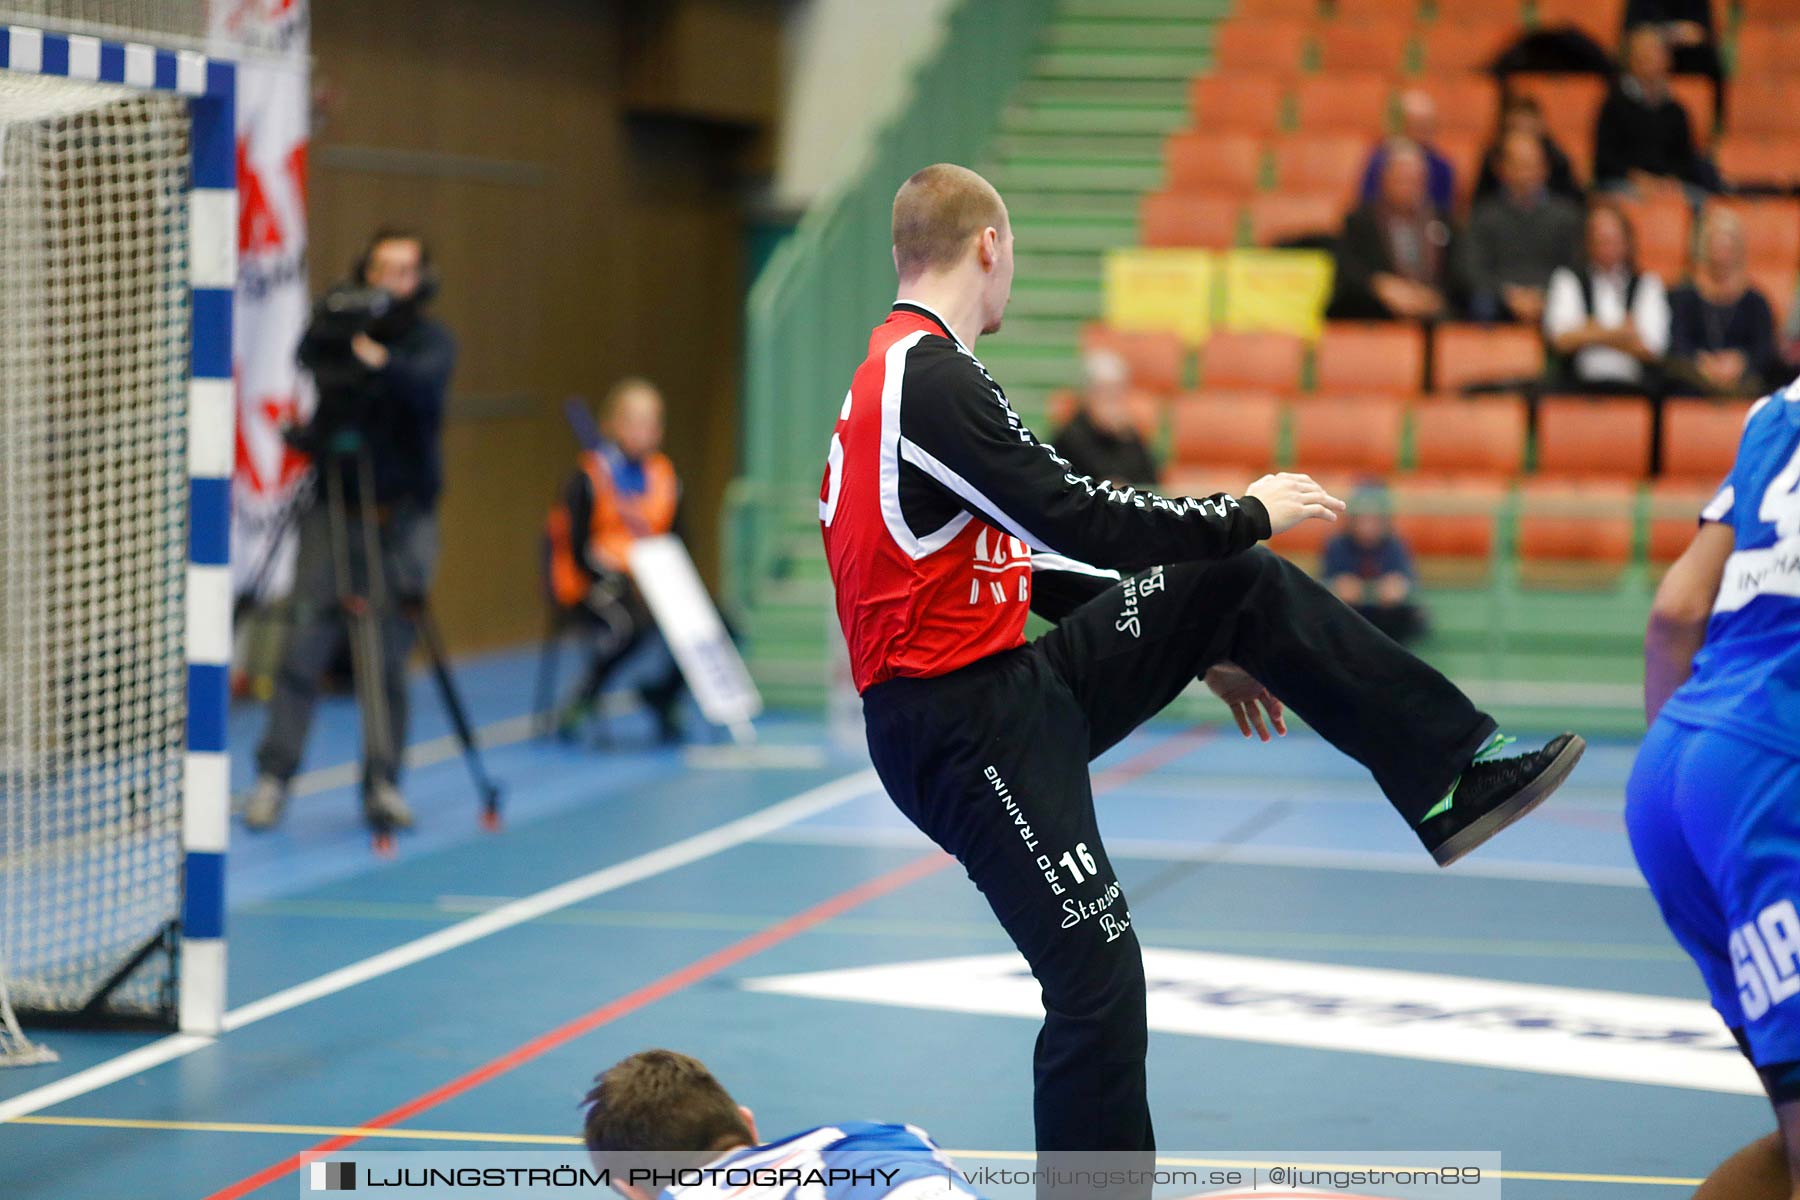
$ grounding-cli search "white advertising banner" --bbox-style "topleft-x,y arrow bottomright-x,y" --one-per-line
210,0 -> 312,598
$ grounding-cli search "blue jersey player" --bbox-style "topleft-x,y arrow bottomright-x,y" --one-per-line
1628,382 -> 1800,1198
583,1050 -> 984,1200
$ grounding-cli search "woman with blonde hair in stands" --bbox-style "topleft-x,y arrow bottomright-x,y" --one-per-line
1667,207 -> 1778,398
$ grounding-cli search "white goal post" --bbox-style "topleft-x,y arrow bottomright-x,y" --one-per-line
0,24 -> 234,1055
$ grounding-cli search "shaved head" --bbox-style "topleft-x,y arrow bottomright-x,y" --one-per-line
892,163 -> 1008,280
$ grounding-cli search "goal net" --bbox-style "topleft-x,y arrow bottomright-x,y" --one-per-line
0,70 -> 191,1040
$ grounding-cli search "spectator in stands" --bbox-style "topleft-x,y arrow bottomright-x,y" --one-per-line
1323,484 -> 1424,646
1623,0 -> 1723,127
1666,208 -> 1777,398
1544,200 -> 1670,394
1460,131 -> 1584,325
1050,349 -> 1159,489
1593,25 -> 1714,194
1328,143 -> 1455,323
1472,94 -> 1581,206
1358,89 -> 1456,217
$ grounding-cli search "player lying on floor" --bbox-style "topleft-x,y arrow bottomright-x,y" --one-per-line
583,1049 -> 983,1200
1628,380 -> 1800,1200
819,162 -> 1586,1169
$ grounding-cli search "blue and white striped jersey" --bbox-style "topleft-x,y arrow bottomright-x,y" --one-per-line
1662,381 -> 1800,757
659,1122 -> 982,1200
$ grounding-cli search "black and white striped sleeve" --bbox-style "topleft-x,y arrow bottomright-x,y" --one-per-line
896,337 -> 1270,572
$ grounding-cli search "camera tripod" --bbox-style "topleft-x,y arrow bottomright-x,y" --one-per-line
238,433 -> 503,853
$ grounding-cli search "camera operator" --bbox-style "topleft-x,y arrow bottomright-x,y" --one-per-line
240,228 -> 456,832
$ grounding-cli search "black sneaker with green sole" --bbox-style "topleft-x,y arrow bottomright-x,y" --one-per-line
1418,732 -> 1587,867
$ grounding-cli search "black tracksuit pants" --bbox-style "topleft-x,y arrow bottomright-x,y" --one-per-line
862,547 -> 1496,1159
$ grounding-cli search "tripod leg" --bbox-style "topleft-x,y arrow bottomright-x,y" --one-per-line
415,603 -> 504,830
327,461 -> 400,848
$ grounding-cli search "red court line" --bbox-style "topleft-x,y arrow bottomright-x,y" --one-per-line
203,848 -> 954,1200
206,726 -> 1208,1199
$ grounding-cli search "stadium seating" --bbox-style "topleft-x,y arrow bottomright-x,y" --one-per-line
1517,479 -> 1636,581
1168,391 -> 1281,472
1413,74 -> 1501,138
1201,330 -> 1306,393
1246,192 -> 1344,247
1271,134 -> 1368,197
1268,471 -> 1359,558
1431,325 -> 1544,394
1189,74 -> 1286,138
1140,191 -> 1239,249
1670,77 -> 1716,140
1648,479 -> 1721,564
1707,198 -> 1800,269
1660,397 -> 1754,482
1233,0 -> 1320,18
1534,0 -> 1626,45
1332,0 -> 1422,20
1043,387 -> 1160,441
1294,73 -> 1395,135
1216,20 -> 1310,75
1750,265 -> 1797,331
1166,130 -> 1263,197
1733,24 -> 1800,82
1726,78 -> 1800,137
1535,395 -> 1654,480
1622,193 -> 1693,280
1314,321 -> 1427,395
1718,135 -> 1800,190
1291,396 -> 1404,473
1435,133 -> 1485,211
1316,23 -> 1410,73
1081,325 -> 1187,393
1391,475 -> 1506,574
1507,74 -> 1606,180
1410,395 -> 1528,477
1417,21 -> 1514,74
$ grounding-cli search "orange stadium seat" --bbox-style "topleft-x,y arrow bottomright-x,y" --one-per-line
1317,23 -> 1411,73
1294,73 -> 1395,135
1271,134 -> 1368,197
1215,21 -> 1310,75
1726,78 -> 1800,137
1413,74 -> 1501,138
1391,475 -> 1506,568
1314,321 -> 1427,395
1140,190 -> 1240,249
1433,0 -> 1526,22
1517,479 -> 1636,576
1291,396 -> 1404,472
1648,479 -> 1723,564
1246,192 -> 1345,246
1081,325 -> 1187,394
1707,198 -> 1800,268
1535,0 -> 1626,45
1168,391 -> 1281,471
1418,21 -> 1514,74
1333,0 -> 1423,20
1740,0 -> 1800,24
1410,395 -> 1528,476
1166,130 -> 1264,197
1233,0 -> 1321,18
1536,395 -> 1654,480
1670,76 -> 1716,140
1189,73 -> 1286,137
1621,193 -> 1693,279
1661,397 -> 1755,482
1431,324 -> 1544,393
1127,389 -> 1163,441
1733,23 -> 1800,82
1201,330 -> 1306,392
1718,135 -> 1800,190
1046,388 -> 1076,431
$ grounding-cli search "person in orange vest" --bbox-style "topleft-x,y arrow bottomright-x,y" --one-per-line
545,378 -> 686,742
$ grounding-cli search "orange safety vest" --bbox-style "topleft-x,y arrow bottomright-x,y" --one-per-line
545,449 -> 678,608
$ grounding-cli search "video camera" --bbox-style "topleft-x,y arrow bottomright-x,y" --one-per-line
309,282 -> 397,343
286,282 -> 406,458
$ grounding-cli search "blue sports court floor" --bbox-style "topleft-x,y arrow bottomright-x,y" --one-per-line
0,648 -> 1768,1198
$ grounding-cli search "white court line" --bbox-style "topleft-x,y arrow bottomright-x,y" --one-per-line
0,767 -> 879,1124
760,824 -> 1648,887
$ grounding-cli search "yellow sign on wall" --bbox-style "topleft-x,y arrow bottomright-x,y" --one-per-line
1102,249 -> 1215,346
1222,248 -> 1335,339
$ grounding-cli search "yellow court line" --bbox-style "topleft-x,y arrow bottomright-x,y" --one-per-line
5,1115 -> 1705,1187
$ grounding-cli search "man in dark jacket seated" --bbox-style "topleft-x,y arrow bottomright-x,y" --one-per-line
1594,26 -> 1716,194
1049,348 -> 1160,489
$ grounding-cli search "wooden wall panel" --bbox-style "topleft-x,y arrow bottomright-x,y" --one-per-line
306,0 -> 766,655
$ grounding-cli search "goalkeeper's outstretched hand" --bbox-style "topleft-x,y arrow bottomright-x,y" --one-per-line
1244,472 -> 1347,535
1205,662 -> 1286,742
